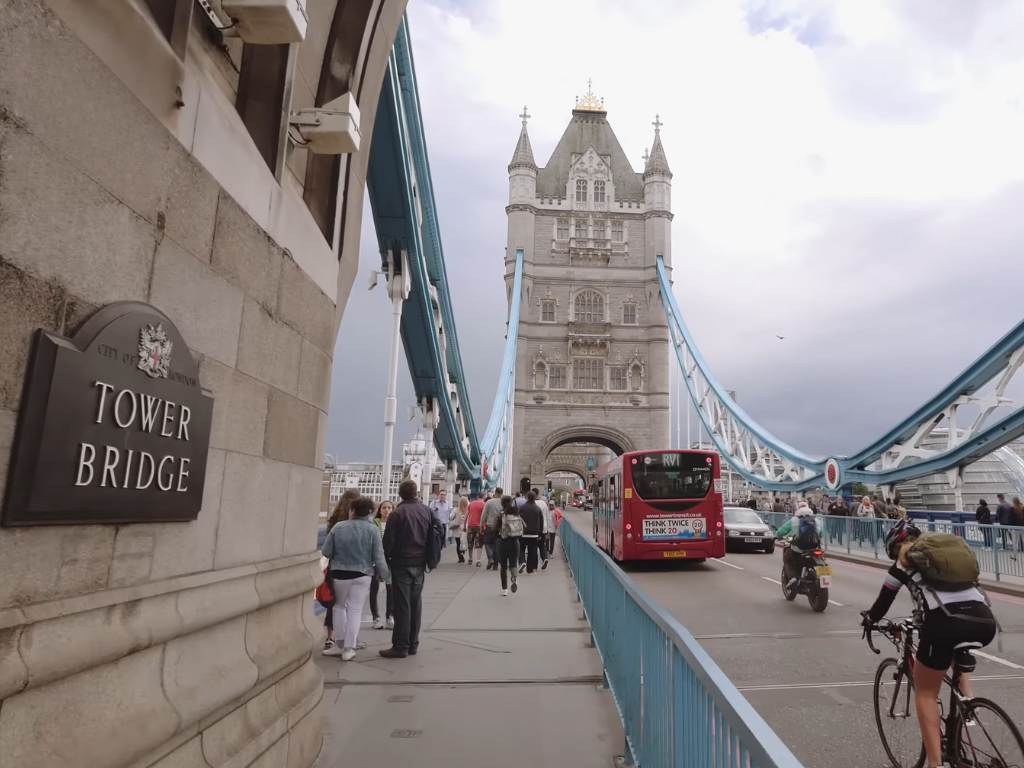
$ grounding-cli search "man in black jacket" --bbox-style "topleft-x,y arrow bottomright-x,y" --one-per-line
380,480 -> 432,659
518,491 -> 544,574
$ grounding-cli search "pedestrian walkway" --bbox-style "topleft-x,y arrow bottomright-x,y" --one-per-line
312,548 -> 624,767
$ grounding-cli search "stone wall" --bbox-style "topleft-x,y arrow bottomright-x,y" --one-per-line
0,0 -> 404,765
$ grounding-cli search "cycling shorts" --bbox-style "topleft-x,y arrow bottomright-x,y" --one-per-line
917,601 -> 996,672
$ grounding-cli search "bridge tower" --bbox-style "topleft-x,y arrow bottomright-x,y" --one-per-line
506,87 -> 672,490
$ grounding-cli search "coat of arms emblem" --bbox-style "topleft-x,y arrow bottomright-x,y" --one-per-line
137,323 -> 173,379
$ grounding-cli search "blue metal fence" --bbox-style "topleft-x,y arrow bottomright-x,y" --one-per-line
560,521 -> 803,768
759,512 -> 1024,582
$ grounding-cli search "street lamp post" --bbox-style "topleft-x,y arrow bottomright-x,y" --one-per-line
381,249 -> 410,502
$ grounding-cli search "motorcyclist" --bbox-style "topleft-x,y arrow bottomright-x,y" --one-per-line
774,499 -> 821,588
861,518 -> 997,768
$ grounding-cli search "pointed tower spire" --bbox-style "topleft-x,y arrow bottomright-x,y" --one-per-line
508,105 -> 537,172
644,114 -> 672,178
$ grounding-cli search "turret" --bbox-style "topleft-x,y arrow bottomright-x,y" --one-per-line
643,114 -> 673,267
508,106 -> 537,204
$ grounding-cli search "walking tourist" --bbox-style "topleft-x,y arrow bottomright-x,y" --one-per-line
322,489 -> 360,651
481,487 -> 504,569
450,495 -> 468,563
518,491 -> 544,574
772,497 -> 785,515
1012,497 -> 1024,553
370,500 -> 394,629
380,480 -> 432,659
538,490 -> 556,566
465,493 -> 486,566
496,495 -> 524,596
320,496 -> 390,661
976,498 -> 994,548
996,493 -> 1013,549
855,495 -> 874,545
429,489 -> 452,548
827,494 -> 849,545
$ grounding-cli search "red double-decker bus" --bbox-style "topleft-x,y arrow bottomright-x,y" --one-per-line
592,449 -> 726,562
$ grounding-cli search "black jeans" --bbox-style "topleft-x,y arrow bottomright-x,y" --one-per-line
519,536 -> 540,572
391,565 -> 425,653
782,547 -> 801,582
498,538 -> 520,590
546,532 -> 556,555
369,578 -> 392,621
449,531 -> 465,561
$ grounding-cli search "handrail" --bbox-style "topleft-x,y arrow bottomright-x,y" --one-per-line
560,519 -> 804,767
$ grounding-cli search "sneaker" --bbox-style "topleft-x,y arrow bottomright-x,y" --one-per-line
355,641 -> 368,650
502,589 -> 509,596
322,639 -> 335,652
378,647 -> 408,659
341,648 -> 356,661
386,617 -> 395,629
322,645 -> 345,657
511,579 -> 518,594
518,562 -> 527,574
542,559 -> 549,570
372,617 -> 385,630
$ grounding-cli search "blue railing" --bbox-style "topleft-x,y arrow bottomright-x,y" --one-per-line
759,512 -> 1024,582
560,520 -> 803,768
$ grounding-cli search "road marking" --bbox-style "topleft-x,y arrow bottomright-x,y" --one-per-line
738,674 -> 1024,692
716,559 -> 745,571
829,599 -> 845,607
761,576 -> 782,585
974,650 -> 1024,670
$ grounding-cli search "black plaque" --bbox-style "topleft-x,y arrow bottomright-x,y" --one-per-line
3,302 -> 214,525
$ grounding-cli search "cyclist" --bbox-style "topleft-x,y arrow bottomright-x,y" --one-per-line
774,500 -> 821,588
861,518 -> 997,768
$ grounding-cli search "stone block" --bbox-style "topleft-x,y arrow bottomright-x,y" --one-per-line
283,465 -> 321,557
254,559 -> 318,608
150,237 -> 244,368
0,525 -> 115,607
162,616 -> 258,728
243,596 -> 309,681
0,645 -> 179,768
0,0 -> 179,225
108,526 -> 156,588
211,195 -> 282,310
277,253 -> 335,354
199,358 -> 269,456
297,338 -> 332,411
264,390 -> 320,467
201,685 -> 286,768
146,735 -> 210,768
0,121 -> 155,307
0,626 -> 27,699
236,300 -> 302,396
149,448 -> 226,581
273,657 -> 321,716
247,737 -> 289,768
286,699 -> 324,768
214,453 -> 290,569
175,572 -> 260,636
162,155 -> 220,262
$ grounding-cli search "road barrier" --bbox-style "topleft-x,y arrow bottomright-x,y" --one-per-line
759,512 -> 1024,582
560,520 -> 804,768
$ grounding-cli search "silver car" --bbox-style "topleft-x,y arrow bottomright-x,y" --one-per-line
724,507 -> 775,553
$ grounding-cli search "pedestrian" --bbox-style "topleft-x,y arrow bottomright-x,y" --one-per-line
996,493 -> 1013,550
854,495 -> 874,546
1012,497 -> 1024,553
518,491 -> 544,574
320,496 -> 390,660
370,500 -> 395,629
380,480 -> 432,659
771,497 -> 784,516
514,490 -> 526,509
481,487 -> 504,570
429,489 -> 452,548
465,493 -> 486,567
540,493 -> 557,562
533,487 -> 554,568
449,495 -> 468,563
496,495 -> 524,596
321,489 -> 361,651
976,499 -> 993,548
828,494 -> 849,545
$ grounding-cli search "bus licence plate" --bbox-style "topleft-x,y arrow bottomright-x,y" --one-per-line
643,517 -> 707,540
662,551 -> 687,558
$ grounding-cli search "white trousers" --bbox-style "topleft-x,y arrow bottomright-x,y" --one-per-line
331,575 -> 371,650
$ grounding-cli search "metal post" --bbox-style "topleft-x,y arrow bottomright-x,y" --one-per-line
381,249 -> 409,502
422,398 -> 438,498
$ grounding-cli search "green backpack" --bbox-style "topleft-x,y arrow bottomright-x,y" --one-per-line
906,533 -> 980,591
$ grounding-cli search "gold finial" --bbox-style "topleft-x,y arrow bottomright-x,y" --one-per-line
652,114 -> 663,133
574,78 -> 605,112
519,105 -> 531,126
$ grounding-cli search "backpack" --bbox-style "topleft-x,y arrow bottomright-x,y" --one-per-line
793,516 -> 820,549
906,533 -> 980,591
425,516 -> 446,571
500,513 -> 525,539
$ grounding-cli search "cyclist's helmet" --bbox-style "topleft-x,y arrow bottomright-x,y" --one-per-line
884,518 -> 921,560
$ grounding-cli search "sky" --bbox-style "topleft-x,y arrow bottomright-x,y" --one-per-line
326,0 -> 1024,464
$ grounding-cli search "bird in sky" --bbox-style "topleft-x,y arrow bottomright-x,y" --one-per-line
775,335 -> 786,340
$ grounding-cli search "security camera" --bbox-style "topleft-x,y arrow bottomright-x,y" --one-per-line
289,92 -> 361,154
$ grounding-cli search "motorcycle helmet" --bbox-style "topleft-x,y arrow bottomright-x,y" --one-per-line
883,518 -> 921,560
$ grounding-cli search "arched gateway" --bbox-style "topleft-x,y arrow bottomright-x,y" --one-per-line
506,88 -> 673,486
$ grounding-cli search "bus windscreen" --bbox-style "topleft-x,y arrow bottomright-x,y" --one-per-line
631,453 -> 713,500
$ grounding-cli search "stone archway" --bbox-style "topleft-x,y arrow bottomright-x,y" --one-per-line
539,424 -> 636,458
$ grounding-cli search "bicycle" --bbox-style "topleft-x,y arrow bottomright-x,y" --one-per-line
864,617 -> 1024,768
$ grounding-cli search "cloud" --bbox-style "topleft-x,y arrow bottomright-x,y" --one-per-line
327,0 -> 1024,468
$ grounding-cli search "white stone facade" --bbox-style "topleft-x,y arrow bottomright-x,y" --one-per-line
506,101 -> 673,487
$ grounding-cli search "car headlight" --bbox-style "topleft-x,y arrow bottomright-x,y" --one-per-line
728,529 -> 739,537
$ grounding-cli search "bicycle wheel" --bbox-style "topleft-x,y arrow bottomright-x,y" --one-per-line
950,697 -> 1024,768
874,658 -> 926,768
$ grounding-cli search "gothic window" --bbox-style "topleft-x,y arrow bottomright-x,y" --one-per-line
622,302 -> 637,325
534,362 -> 547,389
594,180 -> 606,203
574,290 -> 604,323
609,365 -> 628,391
630,363 -> 643,391
541,299 -> 556,323
549,365 -> 567,389
556,219 -> 569,240
612,220 -> 624,241
573,359 -> 604,391
575,178 -> 588,203
592,219 -> 607,240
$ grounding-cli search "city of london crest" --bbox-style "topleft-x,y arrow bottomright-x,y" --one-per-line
137,323 -> 173,379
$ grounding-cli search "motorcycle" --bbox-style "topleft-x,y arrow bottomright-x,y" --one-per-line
778,538 -> 831,612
